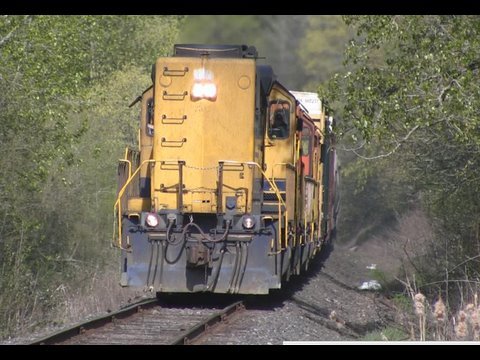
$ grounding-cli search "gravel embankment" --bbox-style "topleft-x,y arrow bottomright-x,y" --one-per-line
197,240 -> 401,344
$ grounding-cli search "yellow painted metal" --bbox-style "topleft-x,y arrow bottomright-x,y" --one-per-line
152,57 -> 256,213
127,197 -> 151,212
272,162 -> 295,221
263,85 -> 296,251
113,159 -> 288,251
139,88 -> 154,181
317,110 -> 327,239
311,222 -> 315,243
119,158 -> 132,179
113,159 -> 156,249
222,160 -> 287,253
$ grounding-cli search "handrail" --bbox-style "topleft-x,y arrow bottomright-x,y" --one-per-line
115,158 -> 290,254
271,162 -> 295,179
272,162 -> 295,247
220,160 -> 288,252
113,159 -> 157,249
119,159 -> 132,180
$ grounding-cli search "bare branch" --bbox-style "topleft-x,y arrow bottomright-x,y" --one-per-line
352,124 -> 420,160
420,279 -> 480,288
338,140 -> 366,152
447,254 -> 480,274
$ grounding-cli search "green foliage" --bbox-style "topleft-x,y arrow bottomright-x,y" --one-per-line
336,151 -> 415,246
46,66 -> 151,259
179,15 -> 265,46
327,16 -> 480,148
369,268 -> 388,286
298,16 -> 353,90
179,15 -> 350,90
0,15 -> 181,338
391,293 -> 412,313
362,326 -> 409,341
327,15 -> 480,307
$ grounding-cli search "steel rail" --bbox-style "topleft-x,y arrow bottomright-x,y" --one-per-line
29,297 -> 159,345
29,298 -> 245,345
169,300 -> 245,345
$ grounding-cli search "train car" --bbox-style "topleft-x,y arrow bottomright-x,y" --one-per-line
114,44 -> 338,294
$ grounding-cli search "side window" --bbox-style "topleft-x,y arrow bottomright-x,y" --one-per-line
268,101 -> 290,140
146,98 -> 154,137
301,136 -> 311,156
301,126 -> 312,176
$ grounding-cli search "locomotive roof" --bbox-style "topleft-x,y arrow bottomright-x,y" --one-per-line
173,44 -> 258,58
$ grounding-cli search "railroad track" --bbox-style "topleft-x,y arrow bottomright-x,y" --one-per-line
30,297 -> 245,345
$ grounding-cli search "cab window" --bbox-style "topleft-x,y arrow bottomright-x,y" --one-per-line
146,98 -> 154,137
268,100 -> 290,140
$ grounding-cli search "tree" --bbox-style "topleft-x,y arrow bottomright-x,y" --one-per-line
325,15 -> 480,304
179,15 -> 309,89
298,16 -> 353,91
0,15 -> 183,338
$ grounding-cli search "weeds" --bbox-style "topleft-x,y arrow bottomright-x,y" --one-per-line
394,286 -> 480,341
362,326 -> 409,341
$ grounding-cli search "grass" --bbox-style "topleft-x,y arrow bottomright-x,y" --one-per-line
362,326 -> 409,341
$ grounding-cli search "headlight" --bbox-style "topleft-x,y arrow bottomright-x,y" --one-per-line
191,82 -> 217,100
203,83 -> 217,98
145,213 -> 159,227
242,215 -> 255,229
191,83 -> 204,98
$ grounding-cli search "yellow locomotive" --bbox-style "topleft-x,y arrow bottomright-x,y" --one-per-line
114,44 -> 338,294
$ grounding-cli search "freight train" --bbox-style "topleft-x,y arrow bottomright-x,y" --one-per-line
113,44 -> 339,295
